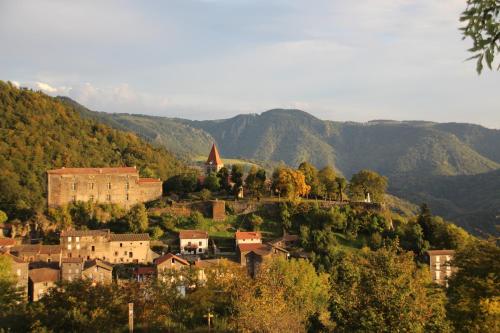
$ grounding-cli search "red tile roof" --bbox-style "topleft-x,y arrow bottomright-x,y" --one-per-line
47,167 -> 138,175
134,267 -> 156,275
179,230 -> 208,239
206,143 -> 223,166
154,253 -> 189,266
0,238 -> 16,247
235,231 -> 262,240
137,178 -> 161,183
29,268 -> 60,283
427,250 -> 455,256
0,251 -> 25,263
238,243 -> 269,253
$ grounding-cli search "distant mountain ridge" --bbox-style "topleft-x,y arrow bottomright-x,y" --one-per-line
60,99 -> 500,236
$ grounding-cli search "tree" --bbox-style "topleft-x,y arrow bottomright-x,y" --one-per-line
231,164 -> 244,198
272,166 -> 311,199
0,210 -> 7,225
328,247 -> 451,332
318,166 -> 337,200
460,0 -> 500,73
0,255 -> 25,330
446,240 -> 500,332
349,169 -> 388,202
248,214 -> 263,231
126,203 -> 149,233
204,172 -> 221,192
216,167 -> 231,192
245,167 -> 266,199
335,177 -> 347,201
298,162 -> 321,198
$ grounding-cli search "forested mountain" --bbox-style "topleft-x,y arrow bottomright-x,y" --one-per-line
67,104 -> 500,235
0,82 -> 184,218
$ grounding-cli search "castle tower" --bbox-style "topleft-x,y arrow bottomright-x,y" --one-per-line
206,143 -> 224,174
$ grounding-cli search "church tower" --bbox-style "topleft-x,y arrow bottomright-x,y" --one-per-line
206,143 -> 224,174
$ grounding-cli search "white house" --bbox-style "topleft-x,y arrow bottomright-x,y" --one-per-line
235,231 -> 262,246
179,230 -> 209,255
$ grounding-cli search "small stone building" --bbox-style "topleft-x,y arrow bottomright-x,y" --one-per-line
154,253 -> 189,273
47,167 -> 162,208
245,245 -> 289,278
10,244 -> 62,264
426,250 -> 457,286
0,251 -> 29,299
29,267 -> 60,301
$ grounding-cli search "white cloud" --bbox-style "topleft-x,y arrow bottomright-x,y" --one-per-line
34,82 -> 59,93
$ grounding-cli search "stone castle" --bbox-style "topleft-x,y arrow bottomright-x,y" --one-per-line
47,167 -> 162,208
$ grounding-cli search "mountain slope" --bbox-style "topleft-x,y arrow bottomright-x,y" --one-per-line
0,82 -> 184,217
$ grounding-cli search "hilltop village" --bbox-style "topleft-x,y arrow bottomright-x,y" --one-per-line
1,144 -> 458,301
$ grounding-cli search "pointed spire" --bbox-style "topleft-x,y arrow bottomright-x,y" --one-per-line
206,143 -> 223,166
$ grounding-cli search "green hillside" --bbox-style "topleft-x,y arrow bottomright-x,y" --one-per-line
0,82 -> 184,218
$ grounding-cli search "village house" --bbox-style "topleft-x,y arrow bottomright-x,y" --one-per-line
246,245 -> 289,278
10,244 -> 62,265
60,229 -> 156,264
61,257 -> 113,284
426,250 -> 457,286
133,266 -> 156,282
0,251 -> 29,299
235,231 -> 262,247
237,242 -> 288,267
29,267 -> 60,301
47,167 -> 162,208
179,230 -> 209,255
154,253 -> 190,273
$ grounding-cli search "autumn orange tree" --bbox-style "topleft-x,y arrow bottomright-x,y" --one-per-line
272,166 -> 311,199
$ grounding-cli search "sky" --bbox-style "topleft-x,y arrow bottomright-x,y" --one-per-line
1,0 -> 499,128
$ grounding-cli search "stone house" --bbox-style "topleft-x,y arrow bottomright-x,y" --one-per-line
61,257 -> 84,281
245,245 -> 289,278
61,229 -> 156,264
154,253 -> 189,273
179,230 -> 209,255
82,259 -> 113,284
0,251 -> 29,299
47,167 -> 162,208
426,250 -> 457,286
29,267 -> 60,301
10,244 -> 62,264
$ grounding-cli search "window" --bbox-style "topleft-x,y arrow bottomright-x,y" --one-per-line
126,193 -> 129,201
435,256 -> 440,263
68,237 -> 72,242
126,182 -> 130,190
107,182 -> 112,189
199,241 -> 202,246
75,268 -> 79,273
16,269 -> 21,276
91,246 -> 95,252
67,244 -> 72,250
89,183 -> 94,190
71,183 -> 76,191
106,194 -> 111,201
89,195 -> 94,201
75,237 -> 79,243
198,248 -> 202,253
72,195 -> 76,202
188,241 -> 191,246
129,252 -> 133,258
124,251 -> 127,255
115,251 -> 118,256
435,271 -> 441,280
76,244 -> 80,250
120,243 -> 123,247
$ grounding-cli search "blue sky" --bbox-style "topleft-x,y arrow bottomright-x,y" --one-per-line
1,0 -> 499,127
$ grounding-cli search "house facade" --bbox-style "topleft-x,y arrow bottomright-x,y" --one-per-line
47,167 -> 162,208
179,230 -> 209,255
29,268 -> 60,301
426,250 -> 456,286
10,244 -> 62,264
60,229 -> 155,264
154,253 -> 190,273
235,231 -> 262,247
0,251 -> 29,299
